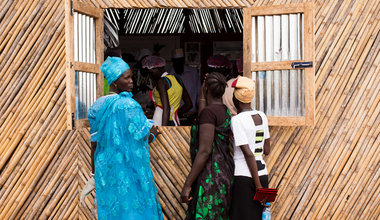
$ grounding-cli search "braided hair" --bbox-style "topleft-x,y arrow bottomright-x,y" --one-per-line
205,72 -> 227,99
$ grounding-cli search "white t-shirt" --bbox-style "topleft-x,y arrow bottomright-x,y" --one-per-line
231,110 -> 270,177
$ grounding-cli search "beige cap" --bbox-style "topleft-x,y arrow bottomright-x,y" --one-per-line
232,76 -> 255,103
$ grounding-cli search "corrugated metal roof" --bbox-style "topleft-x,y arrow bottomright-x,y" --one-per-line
104,8 -> 243,34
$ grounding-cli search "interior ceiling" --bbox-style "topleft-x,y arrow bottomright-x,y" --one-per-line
104,8 -> 243,35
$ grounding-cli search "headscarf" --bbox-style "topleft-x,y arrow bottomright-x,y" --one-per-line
141,56 -> 166,69
232,76 -> 255,103
100,56 -> 130,85
207,54 -> 231,69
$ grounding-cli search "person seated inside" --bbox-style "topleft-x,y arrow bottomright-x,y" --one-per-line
142,55 -> 192,126
169,48 -> 201,125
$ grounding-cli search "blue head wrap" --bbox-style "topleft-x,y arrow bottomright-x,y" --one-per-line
101,57 -> 130,85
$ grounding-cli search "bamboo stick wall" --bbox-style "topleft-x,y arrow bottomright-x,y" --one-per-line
0,0 -> 379,219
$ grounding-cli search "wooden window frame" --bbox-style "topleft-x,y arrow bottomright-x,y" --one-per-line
243,3 -> 315,126
65,0 -> 104,130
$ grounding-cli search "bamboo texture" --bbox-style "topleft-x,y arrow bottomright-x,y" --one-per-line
0,0 -> 379,219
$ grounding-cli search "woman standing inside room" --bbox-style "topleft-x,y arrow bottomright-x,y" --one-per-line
180,72 -> 234,220
142,55 -> 192,126
229,77 -> 271,220
88,57 -> 163,220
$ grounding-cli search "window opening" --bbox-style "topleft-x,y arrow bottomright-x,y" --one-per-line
251,14 -> 305,117
74,12 -> 97,119
244,3 -> 314,126
66,3 -> 314,128
102,8 -> 243,126
65,0 -> 103,129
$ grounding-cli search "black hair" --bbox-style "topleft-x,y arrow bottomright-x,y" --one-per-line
205,72 -> 227,98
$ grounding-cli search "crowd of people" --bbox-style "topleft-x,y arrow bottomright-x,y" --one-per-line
81,49 -> 271,220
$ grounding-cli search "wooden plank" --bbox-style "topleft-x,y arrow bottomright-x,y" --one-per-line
73,62 -> 100,74
75,119 -> 90,128
65,0 -> 75,130
73,1 -> 103,18
251,60 -> 307,71
247,2 -> 309,16
303,1 -> 315,126
243,7 -> 252,79
95,8 -> 104,98
267,116 -> 306,126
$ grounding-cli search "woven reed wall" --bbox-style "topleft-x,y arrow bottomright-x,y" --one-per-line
0,0 -> 379,219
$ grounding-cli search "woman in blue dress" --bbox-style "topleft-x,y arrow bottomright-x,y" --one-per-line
88,57 -> 163,220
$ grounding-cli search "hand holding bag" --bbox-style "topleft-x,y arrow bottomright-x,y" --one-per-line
253,188 -> 278,202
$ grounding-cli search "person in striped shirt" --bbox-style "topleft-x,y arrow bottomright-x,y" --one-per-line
229,77 -> 271,220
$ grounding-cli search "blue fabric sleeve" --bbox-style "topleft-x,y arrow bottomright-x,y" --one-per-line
93,92 -> 163,219
88,102 -> 98,142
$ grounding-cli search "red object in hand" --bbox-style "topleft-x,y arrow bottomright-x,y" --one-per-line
253,188 -> 278,202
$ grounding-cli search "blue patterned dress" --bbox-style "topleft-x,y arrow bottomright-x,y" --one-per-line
88,92 -> 163,220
